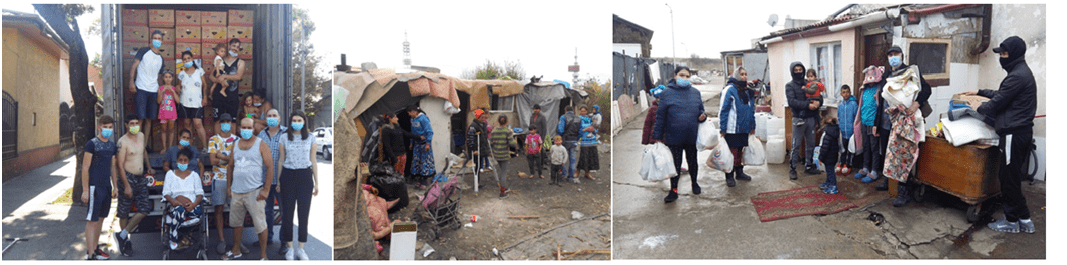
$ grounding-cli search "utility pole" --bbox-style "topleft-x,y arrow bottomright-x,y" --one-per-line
666,3 -> 675,68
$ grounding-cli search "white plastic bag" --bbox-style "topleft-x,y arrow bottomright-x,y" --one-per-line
743,135 -> 765,165
696,121 -> 719,150
848,134 -> 859,154
706,136 -> 734,173
640,143 -> 676,182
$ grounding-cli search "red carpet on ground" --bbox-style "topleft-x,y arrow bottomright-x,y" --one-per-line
750,186 -> 857,222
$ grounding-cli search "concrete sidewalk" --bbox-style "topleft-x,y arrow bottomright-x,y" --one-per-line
2,155 -> 120,260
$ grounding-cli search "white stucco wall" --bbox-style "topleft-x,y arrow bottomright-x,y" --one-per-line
767,29 -> 857,118
981,4 -> 1046,137
420,96 -> 452,173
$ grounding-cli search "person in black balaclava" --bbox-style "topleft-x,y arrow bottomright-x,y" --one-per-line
785,62 -> 822,180
962,36 -> 1037,234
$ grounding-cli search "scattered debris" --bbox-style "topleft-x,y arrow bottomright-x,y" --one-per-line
464,223 -> 474,228
422,244 -> 435,257
508,216 -> 540,220
868,212 -> 886,226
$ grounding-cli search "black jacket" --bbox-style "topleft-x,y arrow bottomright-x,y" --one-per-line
819,123 -> 840,165
381,124 -> 419,162
785,62 -> 821,119
977,56 -> 1037,135
466,119 -> 491,157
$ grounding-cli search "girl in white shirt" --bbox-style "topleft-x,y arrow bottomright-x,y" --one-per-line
276,111 -> 318,260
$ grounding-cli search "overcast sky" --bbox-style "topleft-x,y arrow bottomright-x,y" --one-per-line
612,0 -> 852,58
303,0 -> 611,83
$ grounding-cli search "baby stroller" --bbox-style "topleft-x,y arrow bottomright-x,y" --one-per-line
419,173 -> 462,240
159,197 -> 210,260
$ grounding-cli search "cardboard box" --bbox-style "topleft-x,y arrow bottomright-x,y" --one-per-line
122,26 -> 150,42
122,41 -> 148,59
242,59 -> 253,75
175,10 -> 200,26
176,26 -> 201,43
201,43 -> 225,63
228,10 -> 254,26
150,27 -> 176,43
389,222 -> 417,260
951,94 -> 990,110
201,26 -> 228,43
227,26 -> 253,43
158,43 -> 176,60
200,11 -> 227,26
238,72 -> 253,90
176,42 -> 201,59
237,43 -> 253,59
122,9 -> 148,26
148,9 -> 175,28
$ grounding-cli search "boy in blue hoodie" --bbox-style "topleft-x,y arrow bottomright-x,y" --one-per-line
835,85 -> 858,174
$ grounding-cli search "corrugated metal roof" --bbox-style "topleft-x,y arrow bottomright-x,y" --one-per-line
762,15 -> 854,39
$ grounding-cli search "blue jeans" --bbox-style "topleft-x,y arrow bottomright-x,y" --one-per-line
265,184 -> 280,241
564,141 -> 578,178
135,89 -> 159,120
824,164 -> 837,186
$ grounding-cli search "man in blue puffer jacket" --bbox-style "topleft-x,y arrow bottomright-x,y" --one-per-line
652,67 -> 708,203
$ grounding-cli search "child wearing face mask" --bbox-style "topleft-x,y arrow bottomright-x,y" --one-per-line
158,71 -> 181,153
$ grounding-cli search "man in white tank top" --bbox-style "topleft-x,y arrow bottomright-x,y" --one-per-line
224,118 -> 274,260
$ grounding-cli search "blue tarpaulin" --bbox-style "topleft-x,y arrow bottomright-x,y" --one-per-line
553,79 -> 570,89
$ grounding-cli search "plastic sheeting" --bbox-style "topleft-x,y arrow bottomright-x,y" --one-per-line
515,83 -> 571,138
612,52 -> 657,100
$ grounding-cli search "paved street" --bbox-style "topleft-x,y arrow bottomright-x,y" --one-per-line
2,155 -> 333,260
611,83 -> 1046,259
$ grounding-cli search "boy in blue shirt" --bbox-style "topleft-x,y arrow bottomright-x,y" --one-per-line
82,115 -> 119,260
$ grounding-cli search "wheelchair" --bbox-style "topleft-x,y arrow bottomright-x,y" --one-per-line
159,197 -> 210,260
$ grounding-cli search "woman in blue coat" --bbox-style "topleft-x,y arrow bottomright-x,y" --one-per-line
719,67 -> 756,187
407,105 -> 435,189
652,66 -> 708,203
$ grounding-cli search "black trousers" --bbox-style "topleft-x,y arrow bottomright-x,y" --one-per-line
280,167 -> 313,243
527,153 -> 542,177
667,144 -> 699,190
998,132 -> 1032,222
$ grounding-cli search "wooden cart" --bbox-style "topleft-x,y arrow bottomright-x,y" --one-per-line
913,136 -> 1001,222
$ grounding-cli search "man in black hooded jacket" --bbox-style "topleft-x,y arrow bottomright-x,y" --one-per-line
785,62 -> 822,180
963,36 -> 1037,234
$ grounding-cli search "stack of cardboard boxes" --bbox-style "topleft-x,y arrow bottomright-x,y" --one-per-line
122,8 -> 254,147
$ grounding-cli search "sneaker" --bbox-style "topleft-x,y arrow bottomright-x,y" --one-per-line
823,185 -> 839,194
93,248 -> 110,260
113,232 -> 128,256
285,247 -> 295,260
664,190 -> 679,203
789,170 -> 798,180
987,218 -> 1020,233
804,166 -> 822,175
296,248 -> 309,260
819,182 -> 830,190
1019,219 -> 1036,234
170,241 -> 180,250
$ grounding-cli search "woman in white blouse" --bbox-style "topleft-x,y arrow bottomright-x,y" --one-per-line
276,111 -> 318,260
162,148 -> 204,250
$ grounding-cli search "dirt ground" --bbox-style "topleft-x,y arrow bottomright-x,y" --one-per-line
371,142 -> 612,260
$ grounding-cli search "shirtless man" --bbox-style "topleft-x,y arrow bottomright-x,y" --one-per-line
113,115 -> 155,257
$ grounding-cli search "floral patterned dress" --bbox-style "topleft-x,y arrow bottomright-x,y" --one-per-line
882,105 -> 924,182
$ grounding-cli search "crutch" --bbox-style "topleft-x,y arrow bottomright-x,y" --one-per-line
3,238 -> 27,255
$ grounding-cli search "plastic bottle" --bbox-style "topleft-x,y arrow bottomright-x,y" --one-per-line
468,215 -> 481,223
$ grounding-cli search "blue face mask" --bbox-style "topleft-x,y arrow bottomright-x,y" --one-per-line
176,163 -> 189,171
253,102 -> 262,107
101,128 -> 113,138
184,61 -> 194,68
266,117 -> 279,127
229,50 -> 239,57
888,56 -> 902,68
240,129 -> 253,139
179,139 -> 190,147
677,78 -> 691,87
152,39 -> 162,49
220,123 -> 231,133
291,122 -> 304,131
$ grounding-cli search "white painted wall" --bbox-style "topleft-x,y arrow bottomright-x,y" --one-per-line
419,97 -> 452,173
767,29 -> 856,118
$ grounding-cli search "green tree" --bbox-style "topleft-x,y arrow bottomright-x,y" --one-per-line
291,7 -> 329,127
461,59 -> 526,80
35,4 -> 96,205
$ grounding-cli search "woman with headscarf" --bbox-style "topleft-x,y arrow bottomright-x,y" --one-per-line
407,105 -> 435,189
652,66 -> 708,203
719,67 -> 756,187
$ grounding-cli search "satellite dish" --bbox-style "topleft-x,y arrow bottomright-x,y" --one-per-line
768,14 -> 779,27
